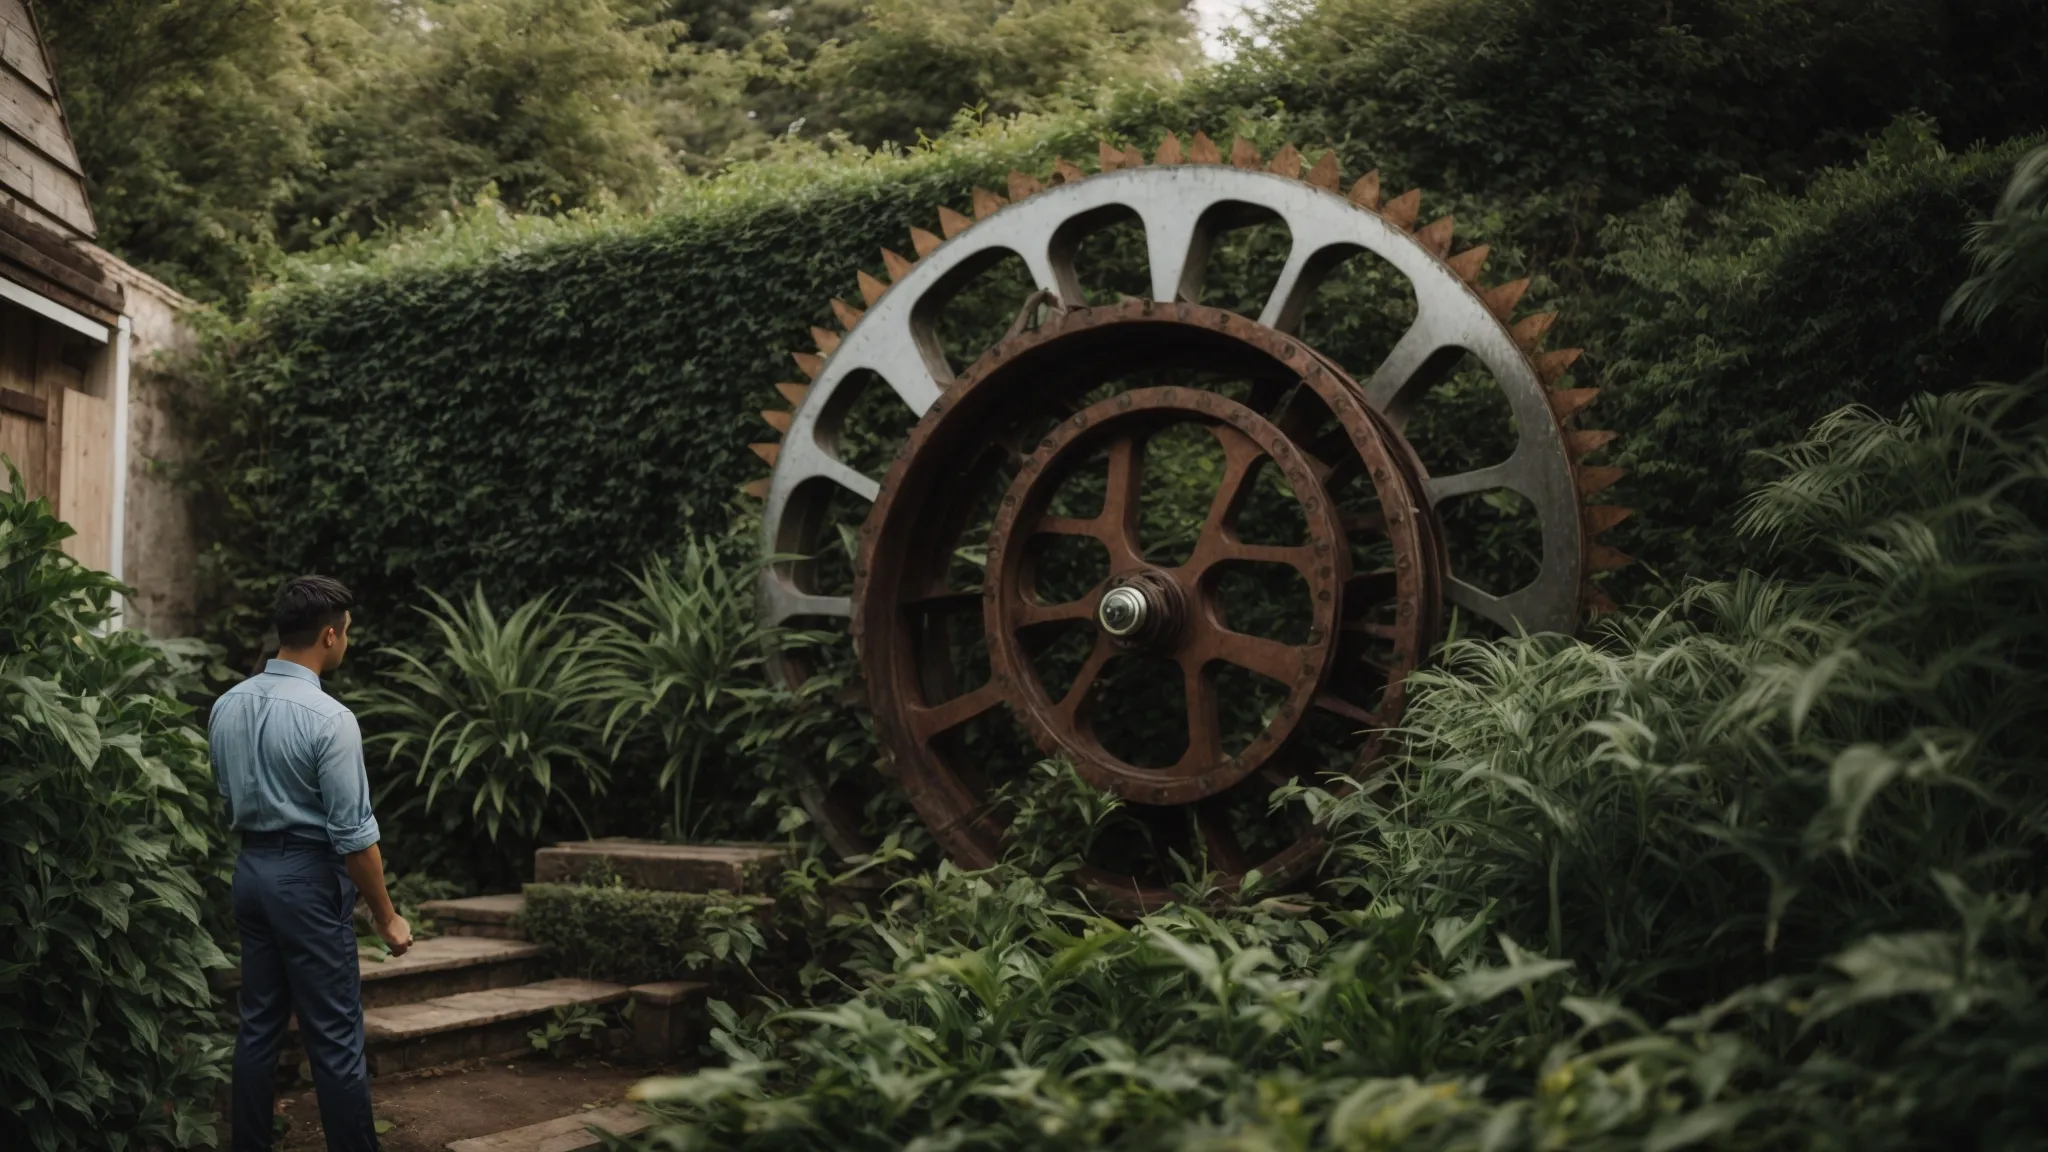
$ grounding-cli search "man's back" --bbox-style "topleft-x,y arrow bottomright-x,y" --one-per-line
211,661 -> 379,855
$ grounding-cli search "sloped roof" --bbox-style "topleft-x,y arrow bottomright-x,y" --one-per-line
0,0 -> 94,239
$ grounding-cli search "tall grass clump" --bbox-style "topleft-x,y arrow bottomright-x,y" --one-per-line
588,538 -> 786,841
354,587 -> 610,887
621,148 -> 2048,1151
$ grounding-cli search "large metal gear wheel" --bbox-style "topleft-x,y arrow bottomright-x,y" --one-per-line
750,134 -> 1631,912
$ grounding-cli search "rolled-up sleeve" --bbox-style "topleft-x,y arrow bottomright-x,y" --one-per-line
319,709 -> 380,855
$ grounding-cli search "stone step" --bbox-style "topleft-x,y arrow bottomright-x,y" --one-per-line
359,936 -> 546,1009
445,1103 -> 650,1152
365,978 -> 631,1077
419,893 -> 528,940
532,839 -> 787,893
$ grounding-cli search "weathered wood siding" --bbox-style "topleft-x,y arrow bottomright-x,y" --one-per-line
0,0 -> 92,239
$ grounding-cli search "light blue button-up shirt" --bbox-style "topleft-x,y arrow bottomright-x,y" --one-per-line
210,659 -> 380,855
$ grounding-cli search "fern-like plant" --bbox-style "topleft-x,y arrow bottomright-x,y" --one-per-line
356,586 -> 609,850
585,539 -> 782,841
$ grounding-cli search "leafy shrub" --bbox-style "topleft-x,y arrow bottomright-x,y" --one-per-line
353,587 -> 610,888
1590,124 -> 2044,590
0,473 -> 233,1151
588,539 -> 790,840
622,152 -> 2048,1150
521,882 -> 768,985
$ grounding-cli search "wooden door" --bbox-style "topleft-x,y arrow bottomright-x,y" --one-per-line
57,387 -> 111,569
0,302 -> 55,497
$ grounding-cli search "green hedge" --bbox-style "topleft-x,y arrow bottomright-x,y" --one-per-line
1590,126 -> 2045,590
197,0 -> 2048,656
520,882 -> 770,985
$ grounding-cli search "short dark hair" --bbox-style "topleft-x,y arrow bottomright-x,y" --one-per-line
275,575 -> 353,648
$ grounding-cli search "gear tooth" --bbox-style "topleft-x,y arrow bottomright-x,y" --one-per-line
750,442 -> 781,466
792,351 -> 825,380
1536,347 -> 1583,386
1306,150 -> 1340,190
1054,158 -> 1087,184
881,247 -> 915,281
742,477 -> 770,499
775,382 -> 810,408
1446,244 -> 1490,283
1098,141 -> 1125,172
910,226 -> 942,258
1585,583 -> 1619,616
1009,170 -> 1044,200
1567,429 -> 1618,459
1481,277 -> 1529,321
830,298 -> 865,330
1229,136 -> 1262,169
1587,544 -> 1634,574
1577,465 -> 1625,498
1268,143 -> 1302,178
858,269 -> 888,306
1382,189 -> 1421,230
1584,505 -> 1634,537
1415,214 -> 1455,257
937,206 -> 972,239
1511,311 -> 1559,351
810,326 -> 841,354
1155,133 -> 1184,165
1547,387 -> 1599,422
971,187 -> 1007,219
1349,170 -> 1382,210
761,408 -> 793,433
1190,131 -> 1222,164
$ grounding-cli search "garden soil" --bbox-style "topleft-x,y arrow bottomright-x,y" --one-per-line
274,1057 -> 673,1150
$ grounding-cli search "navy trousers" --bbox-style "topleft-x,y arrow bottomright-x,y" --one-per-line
231,830 -> 380,1152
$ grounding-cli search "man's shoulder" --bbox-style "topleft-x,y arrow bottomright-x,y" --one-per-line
214,673 -> 350,721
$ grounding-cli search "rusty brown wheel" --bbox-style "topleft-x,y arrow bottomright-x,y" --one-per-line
749,134 -> 1635,898
854,301 -> 1439,913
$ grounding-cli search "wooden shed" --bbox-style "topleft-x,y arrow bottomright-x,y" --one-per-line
1,0 -> 198,631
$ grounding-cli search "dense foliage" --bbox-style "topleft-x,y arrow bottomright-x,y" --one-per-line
38,0 -> 1196,299
620,150 -> 2048,1151
0,476 -> 233,1151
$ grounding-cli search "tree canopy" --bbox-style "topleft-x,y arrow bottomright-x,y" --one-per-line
37,0 -> 1197,299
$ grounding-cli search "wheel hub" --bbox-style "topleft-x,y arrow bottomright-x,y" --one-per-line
1097,572 -> 1183,649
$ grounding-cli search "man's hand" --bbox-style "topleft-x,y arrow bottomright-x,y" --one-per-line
376,913 -> 414,957
344,843 -> 411,957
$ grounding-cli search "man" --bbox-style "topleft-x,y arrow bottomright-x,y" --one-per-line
212,575 -> 412,1152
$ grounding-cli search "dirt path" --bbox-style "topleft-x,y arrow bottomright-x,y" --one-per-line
276,1057 -> 676,1151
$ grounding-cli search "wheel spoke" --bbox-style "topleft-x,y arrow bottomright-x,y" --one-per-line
1208,631 -> 1312,685
1198,424 -> 1266,541
910,680 -> 1005,740
1426,464 -> 1517,503
1015,589 -> 1101,628
1361,320 -> 1457,431
1341,508 -> 1387,536
903,590 -> 983,615
1038,515 -> 1102,538
1057,633 -> 1117,721
1194,799 -> 1253,877
1102,434 -> 1148,567
1178,659 -> 1224,770
1343,570 -> 1398,609
1313,693 -> 1381,728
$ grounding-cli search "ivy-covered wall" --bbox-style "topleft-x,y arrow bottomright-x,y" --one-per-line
199,0 -> 2048,655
